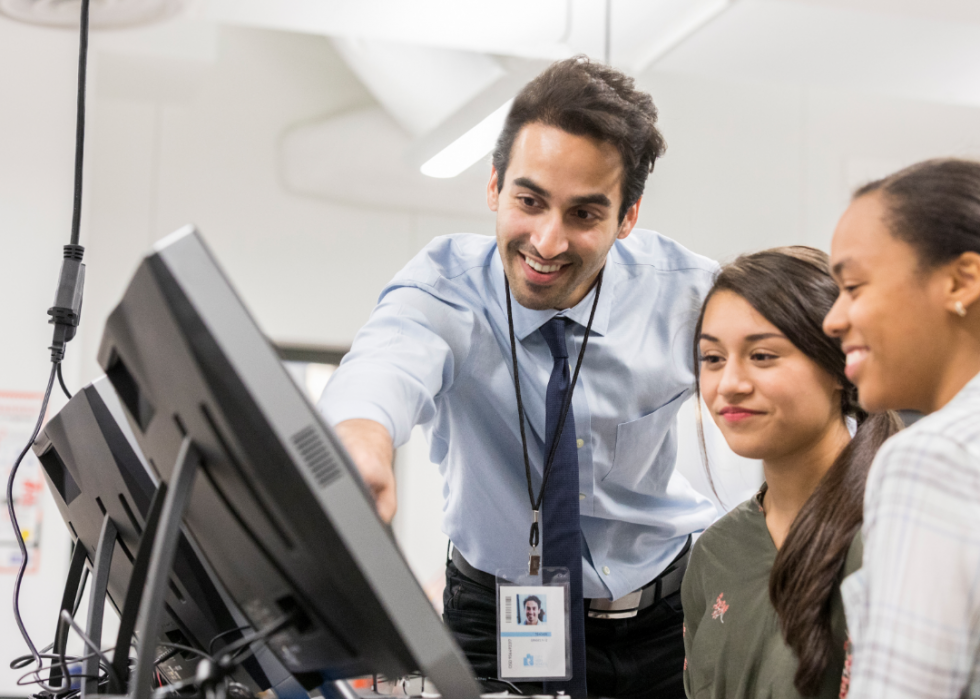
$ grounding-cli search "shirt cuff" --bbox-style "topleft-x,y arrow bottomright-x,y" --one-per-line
318,398 -> 398,445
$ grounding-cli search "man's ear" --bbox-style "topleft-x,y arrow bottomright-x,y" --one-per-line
487,166 -> 500,212
946,250 -> 980,316
616,196 -> 642,240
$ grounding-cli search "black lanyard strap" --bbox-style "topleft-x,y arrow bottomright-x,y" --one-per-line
505,268 -> 604,549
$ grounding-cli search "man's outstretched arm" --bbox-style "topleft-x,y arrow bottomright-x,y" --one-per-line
320,285 -> 476,522
334,418 -> 396,523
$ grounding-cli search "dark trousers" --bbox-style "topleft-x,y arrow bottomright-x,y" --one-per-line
442,561 -> 686,699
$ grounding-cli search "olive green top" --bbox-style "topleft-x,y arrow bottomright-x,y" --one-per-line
682,492 -> 860,699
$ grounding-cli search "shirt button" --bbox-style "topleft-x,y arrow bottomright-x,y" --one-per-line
576,438 -> 585,448
602,566 -> 611,576
579,493 -> 586,501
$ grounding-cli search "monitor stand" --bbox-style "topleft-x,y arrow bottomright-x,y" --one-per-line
49,541 -> 88,689
52,435 -> 355,699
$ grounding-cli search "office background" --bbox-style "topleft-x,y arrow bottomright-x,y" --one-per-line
2,1 -> 980,693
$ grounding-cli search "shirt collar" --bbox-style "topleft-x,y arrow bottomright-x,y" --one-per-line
491,243 -> 617,341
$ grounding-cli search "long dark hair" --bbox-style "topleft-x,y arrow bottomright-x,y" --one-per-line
692,247 -> 901,695
855,158 -> 980,268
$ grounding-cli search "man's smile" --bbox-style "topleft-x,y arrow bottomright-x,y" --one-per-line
523,255 -> 565,274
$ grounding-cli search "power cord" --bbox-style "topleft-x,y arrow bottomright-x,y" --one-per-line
207,626 -> 251,656
7,0 -> 91,682
57,364 -> 72,400
7,363 -> 58,670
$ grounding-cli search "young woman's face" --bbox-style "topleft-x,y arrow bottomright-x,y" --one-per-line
699,290 -> 842,462
823,194 -> 952,413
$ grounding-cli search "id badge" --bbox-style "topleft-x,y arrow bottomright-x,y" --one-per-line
496,567 -> 572,682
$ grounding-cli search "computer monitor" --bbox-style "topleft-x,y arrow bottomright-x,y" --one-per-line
33,376 -> 288,692
96,226 -> 480,698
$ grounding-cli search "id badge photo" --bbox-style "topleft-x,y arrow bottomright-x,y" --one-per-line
496,567 -> 572,682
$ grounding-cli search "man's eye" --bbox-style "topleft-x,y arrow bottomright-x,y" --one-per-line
574,209 -> 593,220
519,196 -> 537,207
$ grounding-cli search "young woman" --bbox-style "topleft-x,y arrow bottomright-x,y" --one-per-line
682,247 -> 900,698
823,158 -> 980,698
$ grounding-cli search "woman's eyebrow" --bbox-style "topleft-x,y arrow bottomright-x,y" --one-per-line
745,333 -> 787,341
700,332 -> 787,342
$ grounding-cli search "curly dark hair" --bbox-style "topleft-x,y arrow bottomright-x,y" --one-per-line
491,56 -> 666,223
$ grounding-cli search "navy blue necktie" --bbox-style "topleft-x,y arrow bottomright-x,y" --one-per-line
538,317 -> 587,698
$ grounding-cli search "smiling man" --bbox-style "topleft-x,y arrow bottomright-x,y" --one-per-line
320,57 -> 717,699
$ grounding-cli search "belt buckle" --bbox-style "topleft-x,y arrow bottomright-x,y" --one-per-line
587,589 -> 643,619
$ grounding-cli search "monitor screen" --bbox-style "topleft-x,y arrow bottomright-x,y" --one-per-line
96,226 -> 480,698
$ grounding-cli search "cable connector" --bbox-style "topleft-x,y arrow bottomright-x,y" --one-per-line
48,244 -> 85,363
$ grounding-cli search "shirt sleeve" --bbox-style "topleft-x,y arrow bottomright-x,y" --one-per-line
847,431 -> 980,699
317,285 -> 476,448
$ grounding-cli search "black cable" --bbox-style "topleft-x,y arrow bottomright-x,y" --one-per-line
57,363 -> 72,400
11,0 -> 92,681
7,362 -> 58,669
70,0 -> 90,247
156,643 -> 213,664
13,647 -> 112,694
216,612 -> 294,667
475,677 -> 525,695
207,626 -> 251,656
58,610 -> 122,691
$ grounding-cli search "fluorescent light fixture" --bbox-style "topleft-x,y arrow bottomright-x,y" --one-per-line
420,99 -> 513,178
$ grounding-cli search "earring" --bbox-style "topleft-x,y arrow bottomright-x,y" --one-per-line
955,301 -> 967,317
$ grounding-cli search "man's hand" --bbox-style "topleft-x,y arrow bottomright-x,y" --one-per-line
334,418 -> 397,523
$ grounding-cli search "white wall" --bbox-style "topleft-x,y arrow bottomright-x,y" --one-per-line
637,70 -> 980,259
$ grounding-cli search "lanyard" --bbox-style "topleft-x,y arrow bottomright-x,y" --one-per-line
504,269 -> 604,566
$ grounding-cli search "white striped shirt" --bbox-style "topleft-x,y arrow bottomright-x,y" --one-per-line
842,371 -> 980,698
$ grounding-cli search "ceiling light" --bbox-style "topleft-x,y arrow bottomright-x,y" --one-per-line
0,0 -> 186,28
420,99 -> 513,179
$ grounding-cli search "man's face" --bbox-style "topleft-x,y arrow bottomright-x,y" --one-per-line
524,600 -> 540,625
488,122 -> 640,311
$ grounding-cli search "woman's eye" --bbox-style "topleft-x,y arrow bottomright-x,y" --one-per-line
700,354 -> 723,365
751,352 -> 777,362
842,282 -> 863,295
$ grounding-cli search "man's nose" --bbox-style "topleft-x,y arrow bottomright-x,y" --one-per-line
529,213 -> 569,260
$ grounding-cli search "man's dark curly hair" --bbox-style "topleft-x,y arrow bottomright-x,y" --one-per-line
491,56 -> 666,223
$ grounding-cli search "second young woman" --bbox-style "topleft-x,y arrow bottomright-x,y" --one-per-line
681,247 -> 900,698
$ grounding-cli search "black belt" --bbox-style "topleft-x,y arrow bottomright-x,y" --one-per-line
450,536 -> 691,620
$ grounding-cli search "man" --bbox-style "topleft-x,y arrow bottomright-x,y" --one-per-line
524,596 -> 543,626
320,57 -> 717,699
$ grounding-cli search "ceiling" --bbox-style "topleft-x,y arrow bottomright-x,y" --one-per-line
6,0 -> 979,215
206,0 -> 980,212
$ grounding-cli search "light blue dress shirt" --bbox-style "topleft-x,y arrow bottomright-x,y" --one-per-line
320,229 -> 719,599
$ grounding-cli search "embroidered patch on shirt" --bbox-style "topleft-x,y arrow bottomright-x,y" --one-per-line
712,593 -> 729,623
839,636 -> 852,698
